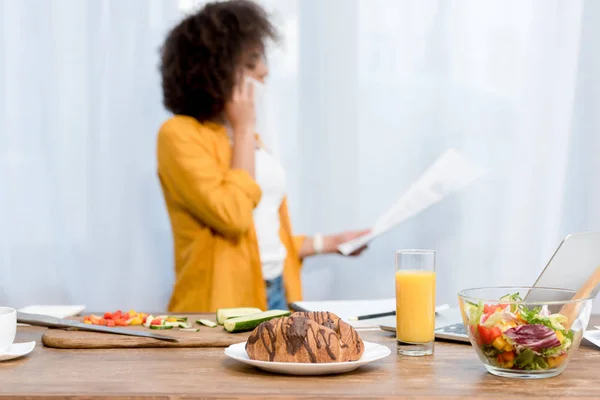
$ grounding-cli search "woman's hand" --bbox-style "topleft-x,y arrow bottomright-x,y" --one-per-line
327,229 -> 371,256
227,75 -> 257,177
225,75 -> 255,135
299,229 -> 371,258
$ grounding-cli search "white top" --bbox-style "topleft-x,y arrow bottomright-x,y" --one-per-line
253,147 -> 287,281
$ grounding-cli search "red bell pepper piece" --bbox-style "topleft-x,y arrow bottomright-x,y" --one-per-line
150,318 -> 162,326
477,325 -> 502,345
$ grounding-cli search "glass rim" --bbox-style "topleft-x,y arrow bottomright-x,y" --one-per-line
0,307 -> 16,315
395,249 -> 436,255
458,286 -> 594,305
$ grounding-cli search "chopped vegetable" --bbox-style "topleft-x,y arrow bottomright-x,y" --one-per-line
223,310 -> 291,333
82,310 -> 190,331
216,307 -> 262,325
196,319 -> 218,328
504,324 -> 561,352
463,293 -> 575,371
150,324 -> 174,330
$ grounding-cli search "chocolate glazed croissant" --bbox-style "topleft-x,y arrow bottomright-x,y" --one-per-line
246,316 -> 346,363
290,311 -> 364,361
245,312 -> 364,363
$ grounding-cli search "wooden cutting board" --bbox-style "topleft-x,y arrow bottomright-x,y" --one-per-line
41,314 -> 250,349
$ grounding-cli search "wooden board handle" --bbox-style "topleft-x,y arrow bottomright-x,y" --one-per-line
560,265 -> 600,329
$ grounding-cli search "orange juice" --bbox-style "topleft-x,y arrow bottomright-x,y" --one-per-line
395,270 -> 436,343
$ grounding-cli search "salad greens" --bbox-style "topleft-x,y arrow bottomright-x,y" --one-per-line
463,293 -> 574,371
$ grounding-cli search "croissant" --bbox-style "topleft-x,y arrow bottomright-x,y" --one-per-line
245,311 -> 364,363
290,311 -> 364,361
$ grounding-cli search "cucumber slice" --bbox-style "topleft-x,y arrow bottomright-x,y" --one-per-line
168,316 -> 188,322
178,322 -> 192,329
196,319 -> 217,328
144,315 -> 155,328
223,310 -> 290,333
180,328 -> 200,332
164,321 -> 180,328
216,307 -> 262,325
149,324 -> 173,330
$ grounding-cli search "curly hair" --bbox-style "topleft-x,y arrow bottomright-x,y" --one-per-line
160,0 -> 277,122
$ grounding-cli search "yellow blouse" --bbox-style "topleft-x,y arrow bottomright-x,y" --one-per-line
156,115 -> 305,312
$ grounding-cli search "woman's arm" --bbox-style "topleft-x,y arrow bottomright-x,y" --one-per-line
157,119 -> 261,238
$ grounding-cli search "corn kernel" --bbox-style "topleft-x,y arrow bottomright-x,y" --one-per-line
492,336 -> 507,350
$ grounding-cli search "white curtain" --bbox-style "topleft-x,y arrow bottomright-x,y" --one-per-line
0,0 -> 181,310
1,0 -> 599,311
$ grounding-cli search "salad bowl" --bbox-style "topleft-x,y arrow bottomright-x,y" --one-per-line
458,287 -> 593,379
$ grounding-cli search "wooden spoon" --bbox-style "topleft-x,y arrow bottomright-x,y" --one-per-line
559,265 -> 600,330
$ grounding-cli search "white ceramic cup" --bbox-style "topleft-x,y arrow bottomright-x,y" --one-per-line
0,307 -> 17,353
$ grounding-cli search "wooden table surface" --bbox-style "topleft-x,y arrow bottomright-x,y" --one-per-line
0,316 -> 599,399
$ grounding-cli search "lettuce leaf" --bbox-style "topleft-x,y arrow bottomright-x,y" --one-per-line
519,306 -> 567,331
465,301 -> 484,326
515,348 -> 549,370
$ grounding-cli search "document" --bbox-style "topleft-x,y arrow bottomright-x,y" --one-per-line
338,148 -> 486,255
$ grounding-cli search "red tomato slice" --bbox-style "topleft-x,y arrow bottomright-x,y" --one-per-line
470,325 -> 482,345
106,319 -> 116,327
121,313 -> 130,321
103,312 -> 113,320
489,327 -> 502,341
150,318 -> 162,326
114,319 -> 127,327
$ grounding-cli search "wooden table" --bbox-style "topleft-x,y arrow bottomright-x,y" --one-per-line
0,317 -> 599,399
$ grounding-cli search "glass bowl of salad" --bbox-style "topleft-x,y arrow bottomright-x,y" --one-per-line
458,287 -> 593,379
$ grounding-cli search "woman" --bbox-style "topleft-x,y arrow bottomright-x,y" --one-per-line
157,0 -> 368,312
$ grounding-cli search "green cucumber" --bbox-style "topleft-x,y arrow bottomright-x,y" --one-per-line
180,328 -> 200,332
196,319 -> 217,328
149,325 -> 173,330
223,310 -> 291,333
216,307 -> 262,325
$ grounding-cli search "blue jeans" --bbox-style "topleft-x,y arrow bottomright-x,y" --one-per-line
266,275 -> 288,310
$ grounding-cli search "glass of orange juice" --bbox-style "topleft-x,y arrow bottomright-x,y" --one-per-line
395,249 -> 436,356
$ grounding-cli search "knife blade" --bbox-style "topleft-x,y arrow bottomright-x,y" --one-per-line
17,312 -> 179,342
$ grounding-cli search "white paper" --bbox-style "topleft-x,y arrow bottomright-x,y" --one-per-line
584,330 -> 600,349
290,299 -> 449,330
338,148 -> 486,255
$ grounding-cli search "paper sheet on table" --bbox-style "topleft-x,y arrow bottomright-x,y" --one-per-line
338,148 -> 486,255
584,329 -> 600,349
290,299 -> 450,329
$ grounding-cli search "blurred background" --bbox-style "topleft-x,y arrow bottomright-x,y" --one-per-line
1,0 -> 599,311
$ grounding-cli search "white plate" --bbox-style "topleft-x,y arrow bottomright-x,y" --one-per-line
224,340 -> 391,375
0,341 -> 36,362
18,305 -> 86,318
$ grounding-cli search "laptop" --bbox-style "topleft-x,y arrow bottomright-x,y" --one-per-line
379,231 -> 600,343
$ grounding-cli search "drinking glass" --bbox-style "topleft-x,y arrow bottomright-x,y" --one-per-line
395,249 -> 436,356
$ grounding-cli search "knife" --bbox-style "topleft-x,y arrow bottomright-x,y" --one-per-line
17,312 -> 179,342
